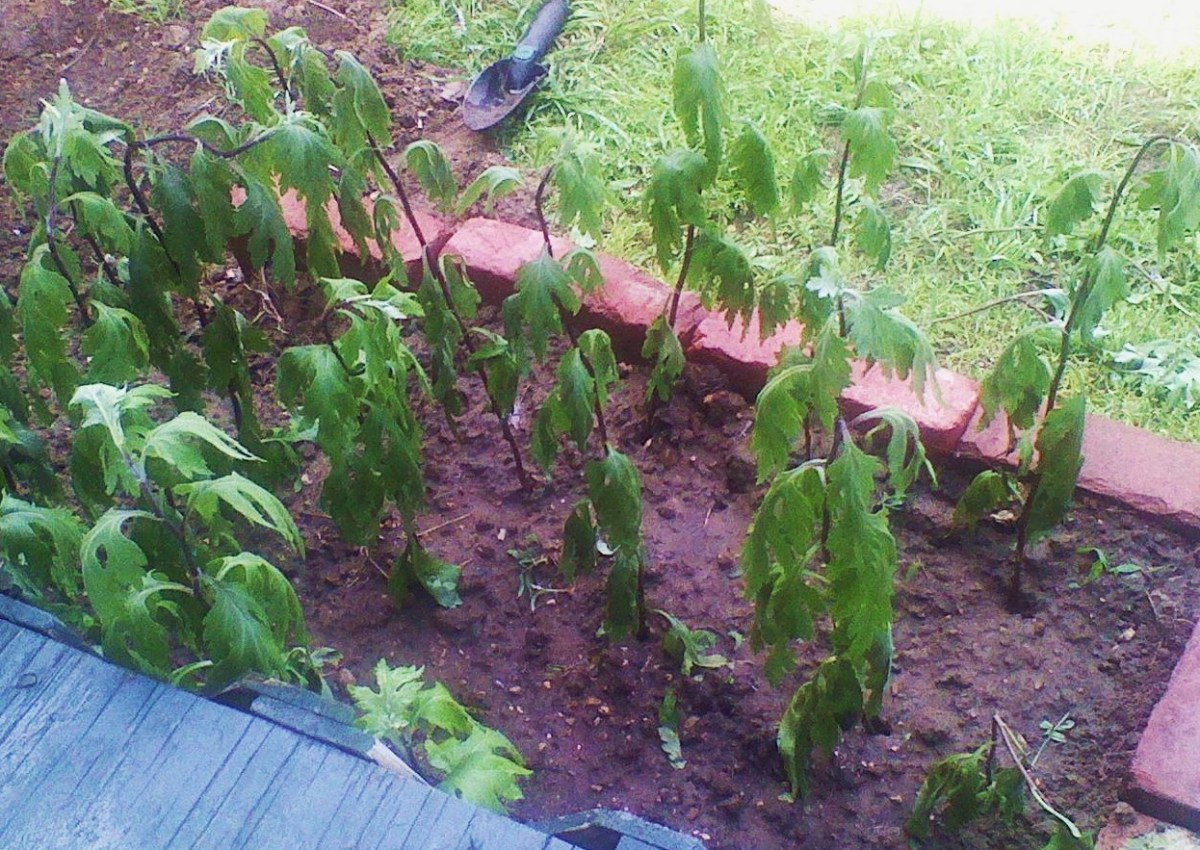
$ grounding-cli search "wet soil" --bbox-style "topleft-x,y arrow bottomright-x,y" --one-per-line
2,3 -> 1199,849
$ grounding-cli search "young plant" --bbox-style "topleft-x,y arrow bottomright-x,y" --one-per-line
351,660 -> 531,813
907,715 -> 1093,850
656,609 -> 730,676
1,383 -> 316,691
963,135 -> 1200,599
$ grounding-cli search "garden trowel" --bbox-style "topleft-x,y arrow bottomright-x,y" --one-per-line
462,0 -> 570,131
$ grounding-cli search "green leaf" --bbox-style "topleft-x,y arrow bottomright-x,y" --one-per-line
693,229 -> 755,325
81,508 -> 156,628
70,382 -> 172,452
151,165 -> 207,286
233,177 -> 296,286
268,120 -> 339,209
456,165 -> 522,215
102,572 -> 189,677
204,579 -> 284,687
175,472 -> 303,553
826,441 -> 895,660
503,248 -> 576,364
673,42 -> 726,175
466,329 -> 519,418
789,150 -> 829,213
729,122 -> 778,216
82,304 -> 150,385
905,743 -> 992,839
1147,143 -> 1200,256
644,149 -> 708,272
778,657 -> 863,798
642,316 -> 685,406
65,191 -> 134,256
844,287 -> 937,398
854,201 -> 891,269
209,552 -> 307,647
200,6 -> 268,40
141,411 -> 260,481
979,329 -> 1054,430
333,51 -> 391,149
560,499 -> 596,583
603,547 -> 642,641
842,106 -> 896,195
405,140 -> 457,212
277,344 -> 358,456
851,407 -> 934,500
553,148 -> 607,242
585,449 -> 643,551
1074,246 -> 1128,340
1024,396 -> 1086,546
952,470 -> 1015,533
658,690 -> 686,769
577,329 -> 618,412
658,610 -> 729,676
390,541 -> 461,608
426,723 -> 531,813
0,494 -> 84,600
17,255 -> 80,404
351,661 -> 436,739
1045,170 -> 1104,242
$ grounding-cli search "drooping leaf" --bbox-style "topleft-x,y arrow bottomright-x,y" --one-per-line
789,149 -> 829,213
276,343 -> 359,457
425,722 -> 531,813
80,508 -> 156,628
729,121 -> 778,216
952,470 -> 1015,533
553,148 -> 607,242
844,287 -> 937,397
644,149 -> 708,272
854,201 -> 891,269
1023,396 -> 1086,546
577,329 -> 618,412
456,165 -> 523,215
851,407 -> 934,500
203,578 -> 285,687
17,255 -> 79,404
199,6 -> 268,40
232,177 -> 296,286
503,248 -> 576,364
693,229 -> 755,325
70,382 -> 172,452
1074,246 -> 1128,340
333,50 -> 391,153
82,304 -> 150,385
905,743 -> 992,839
404,140 -> 457,212
390,541 -> 461,609
560,499 -> 596,583
466,328 -> 519,418
658,609 -> 729,676
175,472 -> 303,553
141,411 -> 260,482
1044,170 -> 1104,242
979,329 -> 1054,430
778,657 -> 863,798
585,449 -> 643,551
1145,143 -> 1200,256
642,315 -> 685,406
842,106 -> 895,195
0,494 -> 84,600
673,42 -> 726,175
603,547 -> 642,641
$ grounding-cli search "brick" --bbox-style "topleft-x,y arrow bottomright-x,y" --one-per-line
438,217 -> 570,304
1128,617 -> 1200,832
955,405 -> 1020,467
579,254 -> 705,360
841,365 -> 980,456
685,311 -> 805,397
1096,809 -> 1200,850
1077,414 -> 1200,531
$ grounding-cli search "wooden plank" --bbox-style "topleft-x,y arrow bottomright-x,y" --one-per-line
402,791 -> 478,850
162,722 -> 297,849
0,625 -> 74,719
236,742 -> 368,846
395,784 -> 454,849
460,806 -> 564,850
311,766 -> 414,848
347,773 -> 434,850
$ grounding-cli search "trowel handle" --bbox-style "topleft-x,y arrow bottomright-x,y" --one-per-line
507,0 -> 570,90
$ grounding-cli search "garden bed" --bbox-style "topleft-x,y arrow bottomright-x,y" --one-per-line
3,3 -> 1200,849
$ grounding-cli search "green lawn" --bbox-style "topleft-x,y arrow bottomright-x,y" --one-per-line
386,0 -> 1200,442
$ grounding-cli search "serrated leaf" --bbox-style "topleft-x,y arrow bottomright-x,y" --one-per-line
152,165 -> 207,287
693,229 -> 755,325
456,165 -> 522,215
553,349 -> 595,452
979,329 -> 1053,430
673,42 -> 726,176
842,106 -> 895,195
333,50 -> 391,149
658,690 -> 686,769
952,470 -> 1014,532
503,248 -> 576,364
102,572 -> 189,677
778,657 -> 863,798
554,149 -> 606,242
603,547 -> 642,641
578,329 -> 618,412
789,149 -> 828,213
83,304 -> 150,384
277,344 -> 358,456
467,328 -> 519,418
200,6 -> 268,40
852,407 -> 934,500
585,449 -> 643,552
209,552 -> 307,647
1149,143 -> 1200,256
644,149 -> 708,272
1024,396 -> 1086,546
17,255 -> 79,404
658,609 -> 729,676
854,201 -> 891,269
905,743 -> 992,839
204,579 -> 285,687
390,541 -> 461,609
844,287 -> 937,397
426,723 -> 531,813
1074,246 -> 1128,340
65,191 -> 134,256
642,315 -> 685,406
350,660 -> 435,738
81,508 -> 156,627
0,494 -> 85,600
70,382 -> 172,451
826,441 -> 895,660
141,411 -> 260,482
730,122 -> 778,216
1045,171 -> 1104,242
405,140 -> 457,212
175,472 -> 303,553
232,177 -> 296,286
560,499 -> 596,582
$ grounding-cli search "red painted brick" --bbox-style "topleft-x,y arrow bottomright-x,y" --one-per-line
1095,810 -> 1199,850
685,311 -> 805,397
841,364 -> 981,456
956,405 -> 1020,467
438,217 -> 570,304
1078,414 -> 1200,530
1128,617 -> 1200,831
580,255 -> 705,360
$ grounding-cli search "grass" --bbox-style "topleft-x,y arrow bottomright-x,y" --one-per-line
384,0 -> 1200,442
104,0 -> 182,24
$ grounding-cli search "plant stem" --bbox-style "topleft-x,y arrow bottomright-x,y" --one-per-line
829,139 -> 852,248
669,225 -> 695,328
369,135 -> 532,490
994,714 -> 1084,840
45,157 -> 92,327
535,166 -> 611,452
697,0 -> 706,43
930,288 -> 1062,325
250,36 -> 292,101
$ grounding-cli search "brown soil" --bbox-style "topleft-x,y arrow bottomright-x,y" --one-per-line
3,3 -> 1199,850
